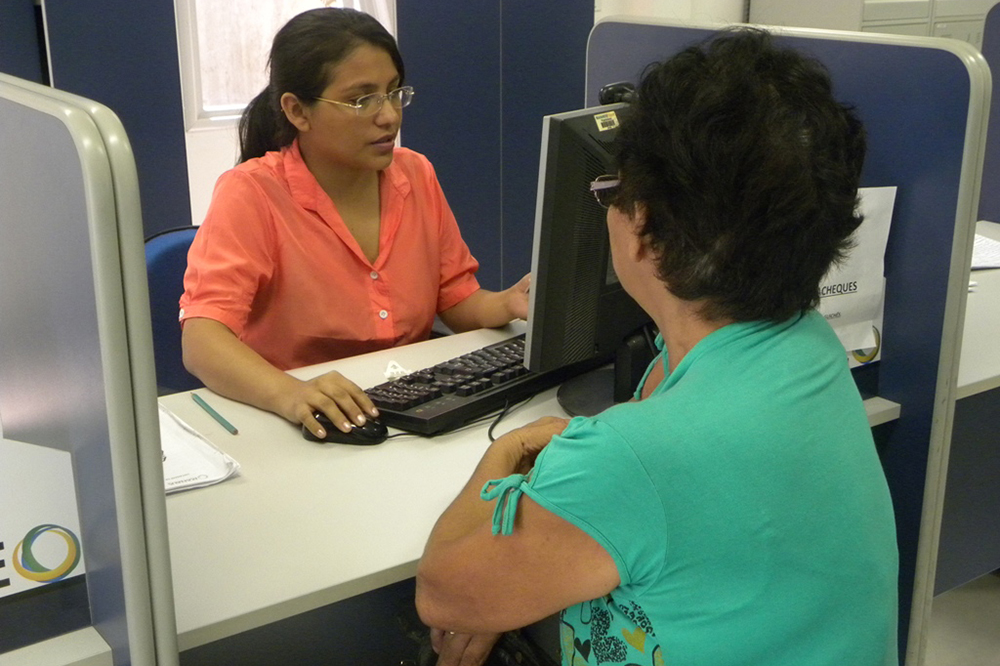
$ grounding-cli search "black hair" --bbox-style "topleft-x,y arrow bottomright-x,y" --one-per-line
612,28 -> 867,323
238,8 -> 404,164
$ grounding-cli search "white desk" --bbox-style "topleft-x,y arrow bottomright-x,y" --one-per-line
934,220 -> 1000,593
162,323 -> 567,651
163,321 -> 907,652
956,220 -> 1000,400
0,628 -> 111,666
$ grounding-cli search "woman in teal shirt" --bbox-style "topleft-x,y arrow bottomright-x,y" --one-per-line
416,28 -> 899,666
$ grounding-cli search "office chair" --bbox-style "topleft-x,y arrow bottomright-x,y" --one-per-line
145,226 -> 203,394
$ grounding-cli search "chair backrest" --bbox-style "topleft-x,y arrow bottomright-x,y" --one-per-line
145,226 -> 202,393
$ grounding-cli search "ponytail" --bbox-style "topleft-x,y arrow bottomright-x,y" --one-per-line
238,87 -> 296,164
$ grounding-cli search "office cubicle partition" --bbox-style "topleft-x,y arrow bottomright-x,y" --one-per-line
0,74 -> 177,665
586,20 -> 986,666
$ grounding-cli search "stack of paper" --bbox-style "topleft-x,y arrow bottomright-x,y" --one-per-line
972,233 -> 1000,270
159,404 -> 240,494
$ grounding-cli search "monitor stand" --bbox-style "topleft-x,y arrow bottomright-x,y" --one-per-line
557,366 -> 616,417
556,327 -> 658,417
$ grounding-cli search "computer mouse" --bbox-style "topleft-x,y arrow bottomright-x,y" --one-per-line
303,413 -> 389,445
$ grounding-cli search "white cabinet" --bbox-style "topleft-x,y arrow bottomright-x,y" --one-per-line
750,0 -> 993,48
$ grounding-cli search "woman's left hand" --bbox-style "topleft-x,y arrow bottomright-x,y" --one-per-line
492,416 -> 570,475
430,628 -> 501,666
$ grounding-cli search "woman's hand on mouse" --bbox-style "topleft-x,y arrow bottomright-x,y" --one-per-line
278,371 -> 379,439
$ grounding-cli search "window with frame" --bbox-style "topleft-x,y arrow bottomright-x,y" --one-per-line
175,0 -> 396,129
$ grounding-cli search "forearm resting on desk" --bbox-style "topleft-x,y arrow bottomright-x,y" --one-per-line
417,418 -> 618,633
181,317 -> 376,436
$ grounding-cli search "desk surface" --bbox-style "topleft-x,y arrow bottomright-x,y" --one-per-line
957,220 -> 1000,399
163,321 -> 909,651
162,323 -> 566,650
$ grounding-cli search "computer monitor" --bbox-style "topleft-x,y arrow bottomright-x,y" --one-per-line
524,103 -> 653,415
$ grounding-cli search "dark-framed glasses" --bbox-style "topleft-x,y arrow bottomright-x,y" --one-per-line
314,86 -> 415,117
590,174 -> 621,209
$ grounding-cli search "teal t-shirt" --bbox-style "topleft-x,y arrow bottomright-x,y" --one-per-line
489,311 -> 898,665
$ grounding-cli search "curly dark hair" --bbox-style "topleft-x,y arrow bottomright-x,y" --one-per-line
238,8 -> 404,164
612,28 -> 867,323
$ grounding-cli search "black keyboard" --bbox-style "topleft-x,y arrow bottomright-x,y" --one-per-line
364,335 -> 596,435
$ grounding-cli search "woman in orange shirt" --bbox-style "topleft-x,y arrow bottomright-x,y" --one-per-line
180,8 -> 528,440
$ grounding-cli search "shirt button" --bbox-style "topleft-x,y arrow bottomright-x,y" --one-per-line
370,271 -> 379,280
379,310 -> 388,319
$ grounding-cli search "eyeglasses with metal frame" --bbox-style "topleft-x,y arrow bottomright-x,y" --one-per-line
590,174 -> 621,209
313,86 -> 415,117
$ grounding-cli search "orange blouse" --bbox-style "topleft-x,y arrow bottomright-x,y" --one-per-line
180,141 -> 480,370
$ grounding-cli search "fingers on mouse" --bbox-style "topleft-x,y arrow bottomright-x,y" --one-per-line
302,412 -> 389,445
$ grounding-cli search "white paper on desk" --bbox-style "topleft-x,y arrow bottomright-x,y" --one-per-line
817,186 -> 896,351
159,404 -> 240,493
972,231 -> 1000,269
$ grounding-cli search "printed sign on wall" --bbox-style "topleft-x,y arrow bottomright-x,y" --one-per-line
817,186 -> 896,367
0,437 -> 86,597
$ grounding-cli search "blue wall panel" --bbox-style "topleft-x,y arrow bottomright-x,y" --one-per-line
398,1 -> 592,290
0,0 -> 44,83
502,0 -> 594,286
500,1 -> 593,288
396,1 -> 504,289
44,0 -> 191,238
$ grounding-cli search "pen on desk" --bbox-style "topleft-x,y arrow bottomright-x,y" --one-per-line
192,393 -> 239,435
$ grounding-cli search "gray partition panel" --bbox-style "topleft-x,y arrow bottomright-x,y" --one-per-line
936,387 -> 1000,592
586,20 -> 986,666
0,74 -> 177,665
938,0 -> 1000,593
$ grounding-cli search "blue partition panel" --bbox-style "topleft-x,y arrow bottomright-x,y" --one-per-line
43,0 -> 192,238
397,0 -> 592,290
499,1 -> 593,287
0,1 -> 44,83
396,0 -> 503,289
587,20 -> 986,663
978,3 -> 1000,221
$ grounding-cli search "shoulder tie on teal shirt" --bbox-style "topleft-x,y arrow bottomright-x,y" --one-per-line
481,474 -> 529,536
